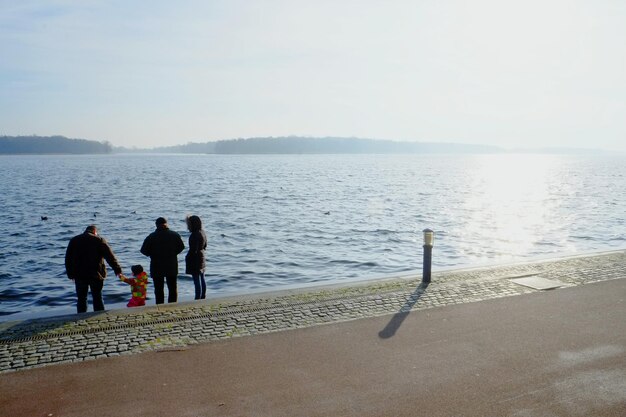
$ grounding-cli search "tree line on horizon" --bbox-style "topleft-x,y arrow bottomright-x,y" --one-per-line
0,135 -> 610,155
0,135 -> 113,154
1,135 -> 504,154
134,136 -> 503,154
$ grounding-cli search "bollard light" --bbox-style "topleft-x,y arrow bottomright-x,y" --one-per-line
422,228 -> 434,284
423,229 -> 434,247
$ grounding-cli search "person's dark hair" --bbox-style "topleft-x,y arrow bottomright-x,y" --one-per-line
131,265 -> 144,275
155,217 -> 167,226
85,225 -> 97,234
186,215 -> 202,232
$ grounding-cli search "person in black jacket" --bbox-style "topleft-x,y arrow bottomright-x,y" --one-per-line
185,215 -> 208,300
65,225 -> 123,313
140,217 -> 185,304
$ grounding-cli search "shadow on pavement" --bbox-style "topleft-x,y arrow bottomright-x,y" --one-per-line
378,283 -> 429,339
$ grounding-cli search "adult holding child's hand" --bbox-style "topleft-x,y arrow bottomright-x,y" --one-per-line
65,224 -> 122,313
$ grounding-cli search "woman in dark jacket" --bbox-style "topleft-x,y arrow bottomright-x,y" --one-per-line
185,215 -> 208,299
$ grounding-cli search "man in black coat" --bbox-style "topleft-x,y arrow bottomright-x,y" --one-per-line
140,217 -> 185,304
65,225 -> 123,313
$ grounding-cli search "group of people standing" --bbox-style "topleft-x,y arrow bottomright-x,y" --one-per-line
64,215 -> 207,314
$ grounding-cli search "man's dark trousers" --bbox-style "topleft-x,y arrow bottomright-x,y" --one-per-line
152,274 -> 177,304
74,278 -> 104,313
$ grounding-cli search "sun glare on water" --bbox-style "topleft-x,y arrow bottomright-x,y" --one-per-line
457,154 -> 572,263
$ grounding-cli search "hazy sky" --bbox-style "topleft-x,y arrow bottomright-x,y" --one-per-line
1,0 -> 625,150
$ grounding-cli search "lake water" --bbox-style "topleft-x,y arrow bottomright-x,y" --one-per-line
1,153 -> 625,319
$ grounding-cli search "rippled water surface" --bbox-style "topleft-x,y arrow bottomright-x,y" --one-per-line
1,153 -> 624,318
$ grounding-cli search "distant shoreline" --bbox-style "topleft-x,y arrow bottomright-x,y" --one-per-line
1,135 -> 615,155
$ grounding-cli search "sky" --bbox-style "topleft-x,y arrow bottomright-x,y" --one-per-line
1,0 -> 625,150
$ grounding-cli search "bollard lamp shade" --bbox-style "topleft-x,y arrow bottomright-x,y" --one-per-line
423,229 -> 434,246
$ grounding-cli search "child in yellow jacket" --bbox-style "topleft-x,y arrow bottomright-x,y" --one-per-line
119,264 -> 148,307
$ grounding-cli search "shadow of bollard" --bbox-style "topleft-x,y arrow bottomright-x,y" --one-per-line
378,283 -> 429,339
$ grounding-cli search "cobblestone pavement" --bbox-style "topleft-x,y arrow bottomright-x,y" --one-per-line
1,250 -> 624,373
